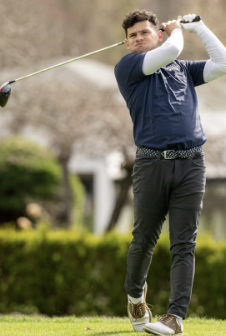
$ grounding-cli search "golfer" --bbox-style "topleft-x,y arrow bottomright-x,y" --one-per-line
114,10 -> 226,335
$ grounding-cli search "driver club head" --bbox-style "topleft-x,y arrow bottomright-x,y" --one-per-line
0,82 -> 11,107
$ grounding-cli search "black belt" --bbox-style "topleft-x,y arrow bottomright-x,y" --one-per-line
137,146 -> 203,159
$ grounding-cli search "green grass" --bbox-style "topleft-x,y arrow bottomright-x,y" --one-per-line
0,315 -> 225,335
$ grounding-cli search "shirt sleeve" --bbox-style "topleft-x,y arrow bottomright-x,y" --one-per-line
184,60 -> 207,87
114,53 -> 146,88
142,28 -> 184,75
196,25 -> 226,82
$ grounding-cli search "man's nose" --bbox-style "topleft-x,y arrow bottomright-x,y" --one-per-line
136,33 -> 143,41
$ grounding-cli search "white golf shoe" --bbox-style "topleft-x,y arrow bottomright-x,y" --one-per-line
127,282 -> 153,332
143,313 -> 183,335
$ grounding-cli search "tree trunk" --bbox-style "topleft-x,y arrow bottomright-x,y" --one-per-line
58,157 -> 72,228
106,166 -> 133,232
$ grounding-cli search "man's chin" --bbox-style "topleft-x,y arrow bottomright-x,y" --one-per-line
137,49 -> 147,53
134,48 -> 150,54
134,45 -> 154,53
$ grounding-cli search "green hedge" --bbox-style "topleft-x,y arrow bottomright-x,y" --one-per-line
0,229 -> 225,318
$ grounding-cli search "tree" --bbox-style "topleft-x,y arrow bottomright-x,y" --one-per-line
0,136 -> 61,223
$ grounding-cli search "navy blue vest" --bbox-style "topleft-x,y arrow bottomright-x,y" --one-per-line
115,53 -> 207,150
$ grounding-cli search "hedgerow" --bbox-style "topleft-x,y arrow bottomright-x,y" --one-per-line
0,230 -> 225,318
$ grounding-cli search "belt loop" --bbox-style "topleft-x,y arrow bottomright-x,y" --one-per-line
157,151 -> 161,160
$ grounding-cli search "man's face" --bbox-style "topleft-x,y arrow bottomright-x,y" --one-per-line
125,20 -> 163,53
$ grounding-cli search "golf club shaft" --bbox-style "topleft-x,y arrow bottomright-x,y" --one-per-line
9,41 -> 125,85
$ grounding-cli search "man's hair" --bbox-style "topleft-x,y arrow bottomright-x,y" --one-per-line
122,9 -> 159,37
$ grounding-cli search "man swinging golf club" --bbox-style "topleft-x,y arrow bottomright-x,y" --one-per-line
115,10 -> 226,335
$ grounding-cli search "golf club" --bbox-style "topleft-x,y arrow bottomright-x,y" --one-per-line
0,41 -> 125,108
0,15 -> 201,108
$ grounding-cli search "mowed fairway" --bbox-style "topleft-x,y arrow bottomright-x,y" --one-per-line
0,315 -> 226,335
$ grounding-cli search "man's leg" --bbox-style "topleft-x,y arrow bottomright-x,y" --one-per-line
125,156 -> 170,298
125,200 -> 166,297
143,154 -> 206,335
125,156 -> 171,332
167,154 -> 206,319
168,207 -> 201,319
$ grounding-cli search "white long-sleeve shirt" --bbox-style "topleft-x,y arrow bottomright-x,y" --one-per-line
142,25 -> 226,83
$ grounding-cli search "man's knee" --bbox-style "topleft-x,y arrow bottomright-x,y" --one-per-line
129,236 -> 155,257
170,241 -> 196,256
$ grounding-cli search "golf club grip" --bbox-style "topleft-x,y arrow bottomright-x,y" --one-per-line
181,15 -> 201,24
160,15 -> 201,32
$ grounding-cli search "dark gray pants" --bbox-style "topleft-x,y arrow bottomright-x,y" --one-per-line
125,152 -> 206,319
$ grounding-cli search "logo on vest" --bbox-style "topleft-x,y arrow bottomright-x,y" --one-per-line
165,64 -> 180,72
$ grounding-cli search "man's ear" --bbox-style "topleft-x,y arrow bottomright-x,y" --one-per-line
125,39 -> 130,50
158,30 -> 164,42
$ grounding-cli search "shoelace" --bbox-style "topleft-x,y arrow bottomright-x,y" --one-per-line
158,313 -> 177,324
158,313 -> 183,333
129,300 -> 153,320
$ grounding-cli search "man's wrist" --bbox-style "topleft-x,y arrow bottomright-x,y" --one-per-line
171,28 -> 183,34
180,15 -> 205,34
195,21 -> 207,36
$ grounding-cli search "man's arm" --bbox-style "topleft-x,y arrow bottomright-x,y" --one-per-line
142,20 -> 184,76
181,14 -> 226,82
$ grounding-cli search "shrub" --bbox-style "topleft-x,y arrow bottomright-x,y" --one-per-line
0,136 -> 61,222
0,230 -> 225,318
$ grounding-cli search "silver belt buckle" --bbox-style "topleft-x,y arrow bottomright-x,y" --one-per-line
164,150 -> 175,159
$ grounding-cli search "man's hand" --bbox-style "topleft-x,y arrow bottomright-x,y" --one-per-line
161,19 -> 182,36
181,14 -> 205,34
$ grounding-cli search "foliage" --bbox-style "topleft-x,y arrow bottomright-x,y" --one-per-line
0,137 -> 61,220
0,230 -> 225,319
